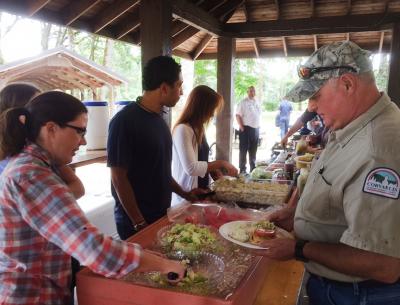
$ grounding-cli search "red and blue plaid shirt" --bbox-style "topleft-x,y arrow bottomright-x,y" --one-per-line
0,143 -> 142,305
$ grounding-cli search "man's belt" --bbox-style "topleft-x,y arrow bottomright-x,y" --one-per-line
310,273 -> 400,289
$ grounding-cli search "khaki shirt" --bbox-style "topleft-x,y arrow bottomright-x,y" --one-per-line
294,93 -> 400,282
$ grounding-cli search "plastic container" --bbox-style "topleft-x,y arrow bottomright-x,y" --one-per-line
113,100 -> 131,116
83,101 -> 109,150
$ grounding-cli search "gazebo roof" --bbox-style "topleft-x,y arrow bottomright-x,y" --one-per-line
0,0 -> 399,60
0,47 -> 127,91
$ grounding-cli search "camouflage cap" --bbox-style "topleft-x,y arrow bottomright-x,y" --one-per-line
286,41 -> 373,103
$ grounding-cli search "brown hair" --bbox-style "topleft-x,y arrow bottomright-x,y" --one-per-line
174,85 -> 223,145
0,91 -> 87,159
0,83 -> 40,113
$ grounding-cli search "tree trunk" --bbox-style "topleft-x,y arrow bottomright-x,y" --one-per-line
41,23 -> 52,50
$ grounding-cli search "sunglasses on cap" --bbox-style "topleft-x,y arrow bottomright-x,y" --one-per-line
298,65 -> 357,80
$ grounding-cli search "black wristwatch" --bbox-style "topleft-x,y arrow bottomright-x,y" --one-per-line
294,239 -> 309,262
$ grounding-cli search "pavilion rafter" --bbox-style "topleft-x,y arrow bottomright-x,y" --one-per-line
223,13 -> 400,38
62,0 -> 101,26
92,0 -> 139,34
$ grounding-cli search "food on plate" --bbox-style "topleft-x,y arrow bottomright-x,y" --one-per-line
296,153 -> 314,162
160,223 -> 217,252
228,220 -> 276,245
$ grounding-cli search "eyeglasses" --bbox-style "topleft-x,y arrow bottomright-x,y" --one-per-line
298,65 -> 357,80
63,124 -> 87,137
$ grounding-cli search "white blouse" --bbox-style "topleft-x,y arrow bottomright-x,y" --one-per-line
171,124 -> 208,206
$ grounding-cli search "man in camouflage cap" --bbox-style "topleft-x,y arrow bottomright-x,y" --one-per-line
255,41 -> 400,305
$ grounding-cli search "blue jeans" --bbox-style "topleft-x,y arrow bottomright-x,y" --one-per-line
279,119 -> 289,139
307,274 -> 400,305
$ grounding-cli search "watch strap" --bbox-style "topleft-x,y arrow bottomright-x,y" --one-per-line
295,239 -> 309,262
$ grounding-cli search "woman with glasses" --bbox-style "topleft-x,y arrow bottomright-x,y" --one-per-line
0,84 -> 85,200
171,85 -> 238,206
0,91 -> 185,305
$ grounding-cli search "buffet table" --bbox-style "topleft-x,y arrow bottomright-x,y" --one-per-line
77,189 -> 302,305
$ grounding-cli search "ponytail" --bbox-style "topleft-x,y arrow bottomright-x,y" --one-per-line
0,108 -> 31,159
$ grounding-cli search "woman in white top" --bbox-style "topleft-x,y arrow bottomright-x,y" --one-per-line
172,85 -> 238,206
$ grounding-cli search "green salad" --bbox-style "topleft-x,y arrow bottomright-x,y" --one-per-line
163,223 -> 217,252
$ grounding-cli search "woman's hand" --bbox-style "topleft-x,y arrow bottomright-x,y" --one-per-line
135,249 -> 186,280
57,165 -> 85,199
220,161 -> 238,177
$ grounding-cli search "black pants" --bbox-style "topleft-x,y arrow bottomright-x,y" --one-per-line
239,125 -> 259,173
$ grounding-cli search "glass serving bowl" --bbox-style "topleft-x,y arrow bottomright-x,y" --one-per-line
167,251 -> 225,284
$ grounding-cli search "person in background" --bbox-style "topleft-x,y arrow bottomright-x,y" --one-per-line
236,85 -> 262,173
0,83 -> 85,199
278,97 -> 293,139
171,85 -> 238,206
256,41 -> 400,305
0,91 -> 185,305
107,56 -> 198,240
280,108 -> 319,147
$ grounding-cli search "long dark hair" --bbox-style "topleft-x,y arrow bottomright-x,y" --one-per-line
0,83 -> 40,113
174,85 -> 223,145
0,91 -> 87,159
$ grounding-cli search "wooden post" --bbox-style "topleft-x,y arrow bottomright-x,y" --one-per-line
216,36 -> 235,162
388,23 -> 400,108
140,0 -> 173,125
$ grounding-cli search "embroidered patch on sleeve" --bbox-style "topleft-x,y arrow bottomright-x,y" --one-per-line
363,168 -> 400,199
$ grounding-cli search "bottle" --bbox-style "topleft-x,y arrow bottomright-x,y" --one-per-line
284,157 -> 295,180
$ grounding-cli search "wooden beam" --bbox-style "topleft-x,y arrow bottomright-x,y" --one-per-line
172,49 -> 193,60
243,3 -> 250,22
347,0 -> 352,15
252,38 -> 260,57
388,22 -> 400,107
346,33 -> 350,41
223,13 -> 400,38
171,0 -> 223,36
275,0 -> 280,20
27,0 -> 51,17
216,36 -> 235,162
282,36 -> 288,57
172,27 -> 199,49
177,0 -> 242,54
172,21 -> 190,37
192,34 -> 214,60
379,31 -> 385,53
313,35 -> 318,51
140,0 -> 172,80
197,44 -> 392,60
92,0 -> 139,33
310,0 -> 315,18
62,0 -> 101,26
114,9 -> 140,39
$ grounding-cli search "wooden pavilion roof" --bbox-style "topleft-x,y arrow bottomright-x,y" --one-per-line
0,47 -> 127,91
0,0 -> 399,60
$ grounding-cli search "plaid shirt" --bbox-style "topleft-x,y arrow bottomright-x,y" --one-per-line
0,143 -> 142,305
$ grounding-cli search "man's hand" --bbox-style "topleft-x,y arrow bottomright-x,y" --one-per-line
182,188 -> 208,202
268,206 -> 296,232
251,238 -> 296,260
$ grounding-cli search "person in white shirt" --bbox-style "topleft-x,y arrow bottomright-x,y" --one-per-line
172,85 -> 238,206
236,86 -> 262,173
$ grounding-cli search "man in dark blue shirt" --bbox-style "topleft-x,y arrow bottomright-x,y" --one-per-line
107,56 -> 196,240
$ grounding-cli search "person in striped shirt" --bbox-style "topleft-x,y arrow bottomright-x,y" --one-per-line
0,91 -> 185,305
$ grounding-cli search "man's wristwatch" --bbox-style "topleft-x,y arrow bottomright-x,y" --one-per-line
294,239 -> 309,262
133,220 -> 147,231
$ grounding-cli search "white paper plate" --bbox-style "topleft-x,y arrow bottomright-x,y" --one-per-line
219,220 -> 292,250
